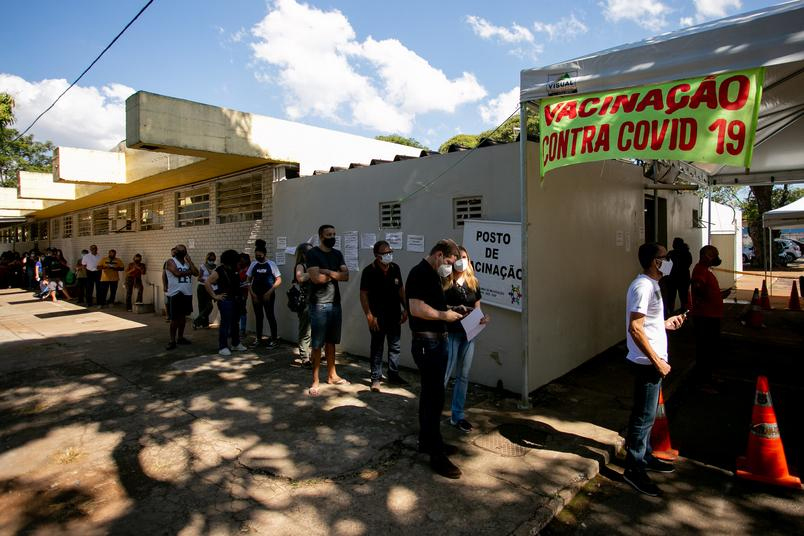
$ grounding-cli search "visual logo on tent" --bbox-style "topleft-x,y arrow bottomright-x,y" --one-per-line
546,71 -> 578,95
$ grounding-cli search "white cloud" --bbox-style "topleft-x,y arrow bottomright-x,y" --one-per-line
479,86 -> 520,126
692,0 -> 742,22
0,73 -> 132,150
533,14 -> 589,41
600,0 -> 672,31
679,16 -> 695,27
250,0 -> 485,134
465,15 -> 534,43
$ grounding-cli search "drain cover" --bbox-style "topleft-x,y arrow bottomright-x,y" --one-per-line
473,424 -> 550,457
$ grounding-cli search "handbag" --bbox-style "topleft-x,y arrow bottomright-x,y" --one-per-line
286,282 -> 305,312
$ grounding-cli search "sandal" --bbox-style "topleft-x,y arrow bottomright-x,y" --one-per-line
308,386 -> 320,397
328,378 -> 350,385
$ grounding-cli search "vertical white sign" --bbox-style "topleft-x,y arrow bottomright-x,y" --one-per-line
462,221 -> 522,312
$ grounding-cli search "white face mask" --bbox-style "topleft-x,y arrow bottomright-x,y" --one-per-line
437,263 -> 453,278
658,258 -> 673,277
380,253 -> 393,264
454,258 -> 467,272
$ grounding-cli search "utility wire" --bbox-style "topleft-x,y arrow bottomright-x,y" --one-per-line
398,106 -> 523,204
13,0 -> 155,141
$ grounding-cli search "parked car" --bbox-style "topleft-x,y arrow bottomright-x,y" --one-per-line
742,244 -> 755,265
774,238 -> 802,264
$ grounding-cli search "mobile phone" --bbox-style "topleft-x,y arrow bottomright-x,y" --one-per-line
682,309 -> 689,318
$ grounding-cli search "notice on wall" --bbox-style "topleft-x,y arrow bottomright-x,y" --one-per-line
188,239 -> 196,249
406,234 -> 425,253
285,246 -> 296,255
361,232 -> 377,249
385,232 -> 403,250
276,236 -> 287,250
334,235 -> 342,250
616,230 -> 624,247
275,250 -> 286,266
463,221 -> 522,312
343,231 -> 359,271
307,234 -> 319,247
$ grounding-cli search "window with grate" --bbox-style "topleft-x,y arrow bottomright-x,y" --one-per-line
379,201 -> 401,229
177,186 -> 210,227
216,173 -> 262,224
52,218 -> 60,240
63,215 -> 73,238
453,196 -> 483,227
140,197 -> 164,231
113,202 -> 136,232
78,212 -> 92,237
93,208 -> 109,235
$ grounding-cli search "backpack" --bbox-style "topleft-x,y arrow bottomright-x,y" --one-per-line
286,282 -> 305,313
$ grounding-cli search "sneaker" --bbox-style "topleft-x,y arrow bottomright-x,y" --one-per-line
430,455 -> 461,479
646,457 -> 676,473
219,347 -> 232,356
450,418 -> 473,433
623,468 -> 662,497
233,343 -> 248,351
265,339 -> 278,349
387,372 -> 410,386
371,380 -> 381,392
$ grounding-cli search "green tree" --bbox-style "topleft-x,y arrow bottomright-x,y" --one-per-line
743,185 -> 804,266
438,134 -> 480,153
0,93 -> 54,187
437,106 -> 540,153
375,134 -> 427,150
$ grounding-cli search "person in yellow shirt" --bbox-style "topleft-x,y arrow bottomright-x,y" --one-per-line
98,249 -> 124,308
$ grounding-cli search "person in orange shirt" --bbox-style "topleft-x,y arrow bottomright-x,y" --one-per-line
125,253 -> 147,311
98,249 -> 124,308
690,245 -> 731,391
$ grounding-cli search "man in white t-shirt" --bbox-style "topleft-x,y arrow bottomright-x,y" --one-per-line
623,243 -> 686,497
81,245 -> 102,307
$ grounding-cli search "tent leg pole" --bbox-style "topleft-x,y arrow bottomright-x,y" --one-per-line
518,104 -> 531,410
707,184 -> 712,245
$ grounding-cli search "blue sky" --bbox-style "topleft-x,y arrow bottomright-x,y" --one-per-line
0,0 -> 784,151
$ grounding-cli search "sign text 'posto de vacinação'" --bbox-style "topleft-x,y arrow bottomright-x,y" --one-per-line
538,68 -> 764,176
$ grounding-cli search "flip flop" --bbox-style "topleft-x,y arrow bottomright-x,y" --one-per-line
329,378 -> 350,385
308,386 -> 320,397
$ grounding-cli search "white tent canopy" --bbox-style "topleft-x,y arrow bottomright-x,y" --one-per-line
520,0 -> 804,186
763,197 -> 804,229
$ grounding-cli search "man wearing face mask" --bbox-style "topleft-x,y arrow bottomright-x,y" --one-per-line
360,240 -> 408,392
405,239 -> 465,479
306,225 -> 349,395
623,243 -> 686,496
165,244 -> 199,350
690,245 -> 730,391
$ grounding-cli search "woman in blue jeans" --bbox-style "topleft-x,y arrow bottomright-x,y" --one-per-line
204,249 -> 247,356
443,246 -> 489,433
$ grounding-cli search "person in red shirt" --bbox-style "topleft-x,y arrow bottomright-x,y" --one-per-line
690,245 -> 731,390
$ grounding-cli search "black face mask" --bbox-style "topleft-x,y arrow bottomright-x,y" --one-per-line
711,256 -> 722,267
322,237 -> 336,248
175,250 -> 187,260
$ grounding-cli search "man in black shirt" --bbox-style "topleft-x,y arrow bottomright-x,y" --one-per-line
360,240 -> 408,392
306,224 -> 349,396
405,239 -> 464,479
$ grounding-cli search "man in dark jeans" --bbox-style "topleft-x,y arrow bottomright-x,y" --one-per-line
82,245 -> 102,307
405,239 -> 463,479
624,243 -> 686,496
360,240 -> 408,392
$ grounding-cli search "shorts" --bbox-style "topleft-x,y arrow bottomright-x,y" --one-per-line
167,293 -> 194,318
48,279 -> 64,291
310,302 -> 342,349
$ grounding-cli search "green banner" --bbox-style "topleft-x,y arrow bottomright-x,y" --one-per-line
538,68 -> 764,176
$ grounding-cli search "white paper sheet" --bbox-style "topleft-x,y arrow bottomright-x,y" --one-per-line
277,236 -> 287,250
361,232 -> 377,249
406,234 -> 425,252
385,232 -> 403,250
460,307 -> 486,342
275,250 -> 286,265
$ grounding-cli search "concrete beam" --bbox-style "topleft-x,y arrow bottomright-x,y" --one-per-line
126,91 -> 421,175
17,171 -> 107,200
54,147 -> 126,184
0,209 -> 34,218
0,188 -> 61,211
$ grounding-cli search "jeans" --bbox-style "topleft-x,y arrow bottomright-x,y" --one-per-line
194,284 -> 214,328
217,299 -> 241,350
412,336 -> 448,455
85,270 -> 100,306
297,306 -> 311,359
310,303 -> 342,349
369,323 -> 401,381
98,281 -> 118,306
252,292 -> 277,340
125,277 -> 143,310
445,332 -> 475,422
625,361 -> 662,471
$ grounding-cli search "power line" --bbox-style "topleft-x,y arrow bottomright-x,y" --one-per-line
13,0 -> 155,141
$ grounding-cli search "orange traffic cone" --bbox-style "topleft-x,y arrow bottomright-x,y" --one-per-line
746,288 -> 764,328
736,376 -> 801,489
760,280 -> 772,310
650,389 -> 678,461
787,281 -> 801,311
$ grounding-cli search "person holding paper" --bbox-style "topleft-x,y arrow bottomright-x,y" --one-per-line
444,246 -> 489,433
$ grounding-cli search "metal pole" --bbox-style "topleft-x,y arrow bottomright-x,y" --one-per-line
653,188 -> 659,242
518,103 -> 531,410
707,183 -> 712,245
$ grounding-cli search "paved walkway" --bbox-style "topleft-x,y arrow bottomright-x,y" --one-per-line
0,289 -> 623,535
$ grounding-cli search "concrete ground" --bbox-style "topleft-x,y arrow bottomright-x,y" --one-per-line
0,287 -> 802,535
